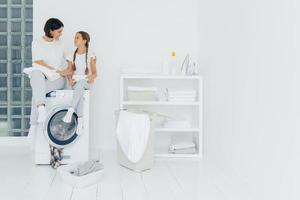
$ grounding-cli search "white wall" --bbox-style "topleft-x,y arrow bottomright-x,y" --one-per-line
199,0 -> 300,199
33,0 -> 200,149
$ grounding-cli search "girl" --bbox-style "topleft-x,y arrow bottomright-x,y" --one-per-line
63,31 -> 97,123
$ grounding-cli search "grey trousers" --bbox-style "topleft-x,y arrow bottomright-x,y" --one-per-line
30,70 -> 65,125
71,79 -> 90,117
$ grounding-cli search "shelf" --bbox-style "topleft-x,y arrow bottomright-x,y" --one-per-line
121,101 -> 200,106
155,128 -> 200,132
121,74 -> 200,80
120,73 -> 203,160
154,153 -> 201,158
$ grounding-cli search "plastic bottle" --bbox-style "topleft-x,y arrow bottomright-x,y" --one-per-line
169,51 -> 178,75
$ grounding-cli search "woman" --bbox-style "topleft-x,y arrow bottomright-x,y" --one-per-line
29,18 -> 70,128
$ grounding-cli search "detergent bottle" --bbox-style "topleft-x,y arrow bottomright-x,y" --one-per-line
169,51 -> 178,75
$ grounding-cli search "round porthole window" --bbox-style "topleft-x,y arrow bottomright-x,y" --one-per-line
46,109 -> 78,147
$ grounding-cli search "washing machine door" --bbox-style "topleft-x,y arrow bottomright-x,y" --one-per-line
44,106 -> 79,148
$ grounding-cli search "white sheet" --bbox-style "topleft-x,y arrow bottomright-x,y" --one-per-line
23,63 -> 61,81
116,110 -> 150,163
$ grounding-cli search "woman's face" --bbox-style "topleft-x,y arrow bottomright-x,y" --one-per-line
50,27 -> 63,40
74,33 -> 86,47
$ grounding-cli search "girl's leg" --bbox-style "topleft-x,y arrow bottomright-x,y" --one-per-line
63,80 -> 89,123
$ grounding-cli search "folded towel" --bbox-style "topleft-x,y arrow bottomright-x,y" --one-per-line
168,94 -> 196,98
169,142 -> 196,151
128,86 -> 157,92
169,147 -> 196,154
23,63 -> 61,81
69,160 -> 104,176
169,135 -> 196,151
168,89 -> 197,95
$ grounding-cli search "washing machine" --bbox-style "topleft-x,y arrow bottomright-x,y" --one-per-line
35,90 -> 90,165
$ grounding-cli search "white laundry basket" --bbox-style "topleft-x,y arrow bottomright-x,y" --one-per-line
114,110 -> 157,172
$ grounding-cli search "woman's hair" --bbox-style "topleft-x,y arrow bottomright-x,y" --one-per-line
73,31 -> 90,75
44,18 -> 64,38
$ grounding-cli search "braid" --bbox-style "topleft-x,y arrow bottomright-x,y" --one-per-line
73,48 -> 78,71
85,42 -> 89,75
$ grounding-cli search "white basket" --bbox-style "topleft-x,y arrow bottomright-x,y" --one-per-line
57,161 -> 104,188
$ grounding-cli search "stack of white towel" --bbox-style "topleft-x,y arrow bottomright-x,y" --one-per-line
167,89 -> 197,102
169,135 -> 196,154
127,86 -> 157,101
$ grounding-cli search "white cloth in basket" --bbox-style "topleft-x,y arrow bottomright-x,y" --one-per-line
116,110 -> 150,163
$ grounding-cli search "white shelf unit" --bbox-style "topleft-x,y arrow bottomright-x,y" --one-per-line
120,74 -> 203,158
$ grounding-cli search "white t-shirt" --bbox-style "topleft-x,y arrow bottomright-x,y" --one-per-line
32,37 -> 66,70
67,50 -> 96,75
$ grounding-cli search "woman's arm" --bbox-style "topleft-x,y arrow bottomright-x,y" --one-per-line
34,60 -> 56,70
57,61 -> 73,76
87,58 -> 97,83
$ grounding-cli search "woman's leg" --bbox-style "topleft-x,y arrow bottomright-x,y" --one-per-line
45,76 -> 65,93
63,80 -> 89,122
30,70 -> 46,106
30,70 -> 65,123
30,70 -> 47,123
28,75 -> 65,145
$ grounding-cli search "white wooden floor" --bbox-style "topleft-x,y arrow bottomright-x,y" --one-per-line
0,147 -> 251,200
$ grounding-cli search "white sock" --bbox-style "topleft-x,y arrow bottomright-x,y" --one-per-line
63,107 -> 75,123
76,117 -> 84,135
37,106 -> 46,123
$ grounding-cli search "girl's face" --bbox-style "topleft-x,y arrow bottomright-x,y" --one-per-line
74,33 -> 86,47
50,27 -> 63,40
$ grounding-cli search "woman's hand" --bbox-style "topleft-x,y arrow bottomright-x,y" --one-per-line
56,70 -> 65,76
87,74 -> 96,83
56,69 -> 73,77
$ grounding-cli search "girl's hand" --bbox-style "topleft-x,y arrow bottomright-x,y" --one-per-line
69,78 -> 76,86
87,74 -> 96,83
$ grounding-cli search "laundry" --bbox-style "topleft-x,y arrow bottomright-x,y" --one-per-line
23,63 -> 61,81
169,135 -> 196,154
116,110 -> 151,163
169,147 -> 196,154
127,86 -> 157,101
167,89 -> 197,102
50,145 -> 63,169
69,160 -> 104,176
